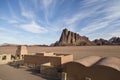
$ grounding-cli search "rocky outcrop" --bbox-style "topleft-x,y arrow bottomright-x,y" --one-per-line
54,28 -> 94,46
93,37 -> 120,45
52,28 -> 120,46
93,39 -> 110,45
109,37 -> 120,45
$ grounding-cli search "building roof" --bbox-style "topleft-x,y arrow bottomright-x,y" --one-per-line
73,56 -> 101,67
94,57 -> 120,71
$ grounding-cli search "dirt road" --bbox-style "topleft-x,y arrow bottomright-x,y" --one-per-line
0,65 -> 46,80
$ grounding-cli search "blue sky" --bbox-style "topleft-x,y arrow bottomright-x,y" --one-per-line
0,0 -> 120,45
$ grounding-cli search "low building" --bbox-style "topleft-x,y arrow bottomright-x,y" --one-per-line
0,45 -> 28,64
88,57 -> 120,80
16,45 -> 28,59
62,56 -> 101,80
62,56 -> 120,80
0,53 -> 14,64
24,52 -> 73,67
24,52 -> 73,79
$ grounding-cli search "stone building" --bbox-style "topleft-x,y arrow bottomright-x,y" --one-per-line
62,56 -> 101,80
24,52 -> 73,67
62,56 -> 120,80
24,52 -> 73,79
88,57 -> 120,80
0,45 -> 28,64
0,53 -> 14,64
16,45 -> 28,59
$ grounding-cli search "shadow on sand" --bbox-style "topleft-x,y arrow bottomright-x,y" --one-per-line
7,62 -> 60,80
25,68 -> 60,80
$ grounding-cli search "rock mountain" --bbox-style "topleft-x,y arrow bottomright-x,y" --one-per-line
52,28 -> 120,46
93,37 -> 120,45
54,28 -> 94,46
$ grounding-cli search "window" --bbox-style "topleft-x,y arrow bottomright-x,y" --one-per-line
11,55 -> 15,60
2,56 -> 6,60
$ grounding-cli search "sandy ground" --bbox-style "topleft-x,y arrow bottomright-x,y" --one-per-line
0,46 -> 120,80
0,46 -> 120,60
0,46 -> 17,55
28,46 -> 120,59
0,65 -> 47,80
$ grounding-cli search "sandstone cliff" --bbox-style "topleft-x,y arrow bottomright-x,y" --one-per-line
54,28 -> 94,46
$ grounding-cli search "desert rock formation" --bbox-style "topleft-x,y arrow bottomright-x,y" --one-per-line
93,38 -> 109,45
54,28 -> 94,46
109,37 -> 120,45
93,37 -> 120,45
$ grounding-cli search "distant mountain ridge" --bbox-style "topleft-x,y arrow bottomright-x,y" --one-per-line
0,28 -> 120,46
53,28 -> 120,46
93,37 -> 120,45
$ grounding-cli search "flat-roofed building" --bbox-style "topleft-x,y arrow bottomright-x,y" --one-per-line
0,53 -> 14,64
16,45 -> 28,59
24,52 -> 73,79
24,52 -> 73,67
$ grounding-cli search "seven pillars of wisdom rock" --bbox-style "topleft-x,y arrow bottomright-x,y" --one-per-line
16,46 -> 28,59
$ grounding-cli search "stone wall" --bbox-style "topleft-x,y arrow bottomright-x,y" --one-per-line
40,64 -> 61,79
0,54 -> 13,64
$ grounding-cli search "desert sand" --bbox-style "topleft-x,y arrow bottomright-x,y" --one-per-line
0,65 -> 47,80
0,46 -> 120,60
0,46 -> 120,80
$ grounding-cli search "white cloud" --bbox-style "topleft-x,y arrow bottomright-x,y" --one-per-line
53,1 -> 105,31
80,20 -> 110,34
9,19 -> 18,24
109,29 -> 120,37
79,0 -> 120,35
104,1 -> 120,20
41,0 -> 55,24
0,27 -> 20,44
82,0 -> 99,7
63,10 -> 94,25
88,29 -> 120,41
0,36 -> 18,43
6,1 -> 21,24
0,27 -> 20,34
20,21 -> 47,33
42,0 -> 53,8
21,11 -> 34,19
19,0 -> 35,19
63,13 -> 85,25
